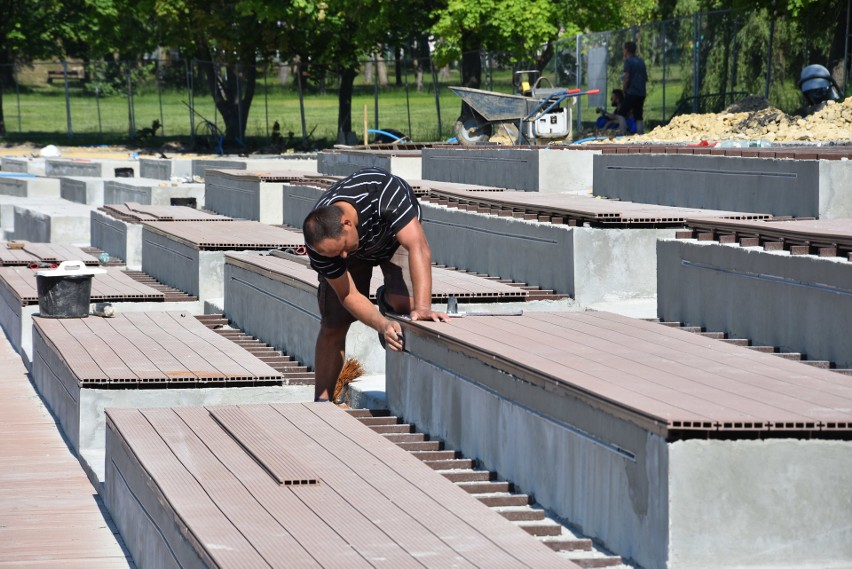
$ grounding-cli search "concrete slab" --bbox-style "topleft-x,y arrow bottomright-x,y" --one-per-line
10,199 -> 94,245
422,146 -> 599,193
141,221 -> 304,301
91,204 -> 232,270
388,311 -> 852,569
138,157 -> 193,180
0,156 -> 46,175
317,148 -> 422,179
192,155 -> 318,179
103,177 -> 205,207
45,157 -> 139,178
60,176 -> 105,205
204,168 -> 318,224
593,153 -> 852,218
658,237 -> 852,368
282,182 -> 325,228
30,311 -> 313,483
422,202 -> 675,305
0,174 -> 61,198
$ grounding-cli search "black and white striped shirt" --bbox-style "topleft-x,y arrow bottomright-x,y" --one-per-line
307,168 -> 421,279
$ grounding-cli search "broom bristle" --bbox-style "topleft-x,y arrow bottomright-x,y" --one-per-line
334,356 -> 364,404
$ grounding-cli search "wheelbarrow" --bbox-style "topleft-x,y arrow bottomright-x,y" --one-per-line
449,84 -> 600,145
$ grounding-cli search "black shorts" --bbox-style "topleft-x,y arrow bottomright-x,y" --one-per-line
317,248 -> 412,328
617,94 -> 645,122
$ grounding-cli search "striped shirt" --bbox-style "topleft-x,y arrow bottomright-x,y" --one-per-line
307,168 -> 421,279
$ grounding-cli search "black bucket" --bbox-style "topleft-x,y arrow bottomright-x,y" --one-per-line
36,274 -> 94,318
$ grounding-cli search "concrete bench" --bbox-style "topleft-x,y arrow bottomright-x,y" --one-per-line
317,148 -> 422,179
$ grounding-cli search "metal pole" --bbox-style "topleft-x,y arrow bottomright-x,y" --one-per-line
430,53 -> 442,140
237,63 -> 244,145
843,0 -> 850,94
296,60 -> 307,143
264,65 -> 269,144
403,50 -> 412,139
95,66 -> 103,136
156,59 -> 165,136
693,12 -> 700,113
373,53 -> 380,132
576,34 -> 582,133
766,1 -> 775,100
127,65 -> 136,140
14,64 -> 22,132
62,61 -> 73,138
186,58 -> 195,141
662,20 -> 667,121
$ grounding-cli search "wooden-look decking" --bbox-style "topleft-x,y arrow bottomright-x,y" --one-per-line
142,220 -> 304,250
106,402 -> 576,568
401,311 -> 852,437
100,202 -> 233,223
0,333 -> 130,567
0,242 -> 100,266
0,266 -> 165,305
225,252 -> 529,301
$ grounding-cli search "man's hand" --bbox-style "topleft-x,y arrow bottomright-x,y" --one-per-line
410,308 -> 450,323
381,319 -> 406,351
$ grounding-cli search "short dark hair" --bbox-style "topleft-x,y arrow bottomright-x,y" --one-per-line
612,88 -> 625,100
303,205 -> 345,247
624,41 -> 637,55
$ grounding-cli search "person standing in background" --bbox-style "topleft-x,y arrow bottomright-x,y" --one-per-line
617,41 -> 647,135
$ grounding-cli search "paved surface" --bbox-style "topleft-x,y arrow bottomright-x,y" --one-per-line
0,331 -> 131,567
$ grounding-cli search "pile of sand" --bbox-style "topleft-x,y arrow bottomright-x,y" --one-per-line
637,96 -> 852,143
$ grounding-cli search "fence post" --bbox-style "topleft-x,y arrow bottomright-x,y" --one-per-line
62,61 -> 73,138
186,58 -> 195,142
662,20 -> 667,121
692,12 -> 700,113
296,59 -> 308,144
576,34 -> 583,133
373,53 -> 380,132
263,64 -> 269,144
94,64 -> 103,136
156,59 -> 166,136
403,52 -> 412,139
15,64 -> 22,132
430,53 -> 442,140
765,0 -> 775,99
127,65 -> 136,140
844,0 -> 850,94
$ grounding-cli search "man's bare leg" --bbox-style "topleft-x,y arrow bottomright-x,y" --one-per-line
313,325 -> 349,401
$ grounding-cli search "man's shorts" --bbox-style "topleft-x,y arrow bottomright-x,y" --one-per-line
317,247 -> 413,328
617,94 -> 645,122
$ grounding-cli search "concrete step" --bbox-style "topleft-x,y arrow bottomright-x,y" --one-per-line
493,506 -> 546,522
395,440 -> 442,452
438,470 -> 492,483
409,450 -> 459,461
358,416 -> 400,426
475,493 -> 531,507
369,424 -> 413,434
382,433 -> 427,443
457,480 -> 512,494
516,520 -> 564,537
422,458 -> 475,470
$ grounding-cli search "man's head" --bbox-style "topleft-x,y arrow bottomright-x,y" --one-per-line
303,204 -> 359,259
624,41 -> 637,56
611,89 -> 625,106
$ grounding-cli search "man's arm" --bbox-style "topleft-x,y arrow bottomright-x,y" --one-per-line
325,270 -> 405,351
395,218 -> 449,323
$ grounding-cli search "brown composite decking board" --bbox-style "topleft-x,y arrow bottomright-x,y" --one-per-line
404,312 -> 852,435
143,220 -> 304,250
210,406 -> 319,485
423,188 -> 772,224
686,217 -> 852,246
0,266 -> 165,305
0,242 -> 100,266
214,168 -> 333,184
34,311 -> 283,386
0,332 -> 129,567
102,202 -> 233,223
108,403 -> 573,568
226,252 -> 527,300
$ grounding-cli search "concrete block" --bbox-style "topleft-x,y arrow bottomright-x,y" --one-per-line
1,156 -> 46,175
657,238 -> 852,368
104,178 -> 205,207
317,149 -> 422,179
282,183 -> 324,228
139,157 -> 193,180
90,210 -> 142,269
204,169 -> 292,224
593,154 -> 852,218
192,155 -> 318,179
0,175 -> 61,198
45,158 -> 139,178
11,200 -> 94,245
422,147 -> 598,193
421,203 -> 674,304
60,176 -> 105,205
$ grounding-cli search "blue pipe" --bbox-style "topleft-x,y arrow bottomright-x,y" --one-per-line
368,129 -> 405,141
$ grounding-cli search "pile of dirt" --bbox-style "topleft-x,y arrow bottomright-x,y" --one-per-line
635,95 -> 852,143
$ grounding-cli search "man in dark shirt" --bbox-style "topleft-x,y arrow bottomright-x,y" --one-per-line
617,41 -> 647,135
303,167 -> 449,402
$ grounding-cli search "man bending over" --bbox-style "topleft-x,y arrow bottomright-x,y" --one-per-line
302,167 -> 449,402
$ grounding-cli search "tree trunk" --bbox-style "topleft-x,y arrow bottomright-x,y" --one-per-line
395,47 -> 402,87
0,54 -> 13,136
338,67 -> 358,144
460,31 -> 482,118
200,59 -> 256,142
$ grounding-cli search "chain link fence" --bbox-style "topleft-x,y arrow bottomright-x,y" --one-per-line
0,6 -> 846,146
